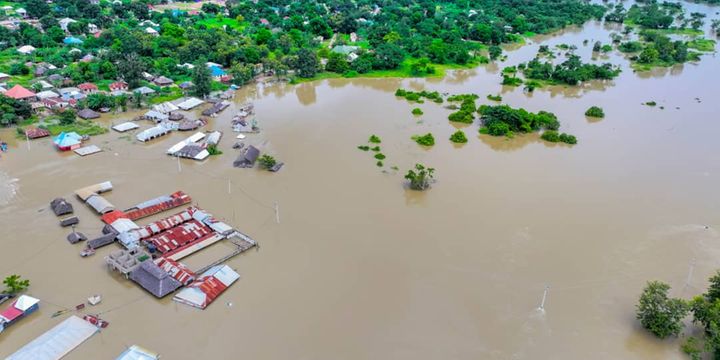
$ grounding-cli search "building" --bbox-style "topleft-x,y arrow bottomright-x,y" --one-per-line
233,145 -> 260,168
85,194 -> 114,214
133,86 -> 156,96
58,17 -> 77,32
173,265 -> 240,309
0,72 -> 9,82
53,132 -> 83,151
25,127 -> 50,139
59,87 -> 84,100
145,27 -> 159,36
153,76 -> 173,87
109,81 -> 128,91
87,23 -> 99,33
144,110 -> 169,122
0,295 -> 39,332
77,83 -> 98,94
6,316 -> 98,360
16,45 -> 35,55
117,345 -> 159,360
36,90 -> 59,100
50,197 -> 73,216
3,85 -> 36,101
79,54 -> 95,63
209,65 -> 226,80
63,36 -> 83,45
136,124 -> 172,142
77,108 -> 100,119
129,261 -> 182,298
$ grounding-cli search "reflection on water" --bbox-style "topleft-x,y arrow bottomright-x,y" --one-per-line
295,82 -> 317,105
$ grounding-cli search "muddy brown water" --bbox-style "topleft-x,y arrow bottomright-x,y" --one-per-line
1,13 -> 720,359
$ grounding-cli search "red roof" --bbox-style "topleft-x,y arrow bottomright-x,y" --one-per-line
25,127 -> 50,139
109,81 -> 128,90
101,210 -> 128,225
0,303 -> 23,321
78,83 -> 98,91
3,85 -> 35,100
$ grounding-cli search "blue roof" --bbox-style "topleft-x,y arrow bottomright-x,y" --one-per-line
53,132 -> 82,147
63,36 -> 83,45
209,65 -> 226,77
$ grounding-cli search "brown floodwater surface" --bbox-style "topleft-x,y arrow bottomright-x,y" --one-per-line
1,15 -> 720,359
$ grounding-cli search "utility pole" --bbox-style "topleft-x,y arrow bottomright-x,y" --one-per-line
274,201 -> 280,224
538,285 -> 550,311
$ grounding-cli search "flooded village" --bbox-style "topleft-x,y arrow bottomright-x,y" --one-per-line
1,0 -> 720,359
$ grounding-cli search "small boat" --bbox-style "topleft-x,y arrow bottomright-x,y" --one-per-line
80,247 -> 95,257
75,303 -> 85,310
87,295 -> 101,306
83,314 -> 109,328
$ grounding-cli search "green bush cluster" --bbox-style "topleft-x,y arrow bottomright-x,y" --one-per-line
541,130 -> 577,144
486,94 -> 502,102
585,106 -> 605,118
412,108 -> 423,116
449,130 -> 468,143
478,105 -> 560,137
412,133 -> 435,146
395,89 -> 443,103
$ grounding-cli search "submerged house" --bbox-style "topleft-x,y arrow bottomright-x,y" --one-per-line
50,198 -> 73,216
129,261 -> 182,298
77,108 -> 100,119
233,145 -> 259,168
0,295 -> 39,333
173,265 -> 240,309
53,132 -> 83,151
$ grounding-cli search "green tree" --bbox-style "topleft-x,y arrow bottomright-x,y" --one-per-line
636,281 -> 689,339
325,52 -> 349,73
405,164 -> 435,191
192,61 -> 212,98
117,53 -> 144,89
3,275 -> 30,294
295,48 -> 319,78
258,154 -> 277,170
450,130 -> 468,143
489,45 -> 502,60
59,109 -> 76,125
585,106 -> 605,118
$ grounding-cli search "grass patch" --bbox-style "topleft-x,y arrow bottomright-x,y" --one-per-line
197,18 -> 246,31
45,120 -> 108,136
688,38 -> 716,52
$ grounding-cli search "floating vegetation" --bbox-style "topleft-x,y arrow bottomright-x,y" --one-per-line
541,130 -> 578,145
395,89 -> 443,103
486,94 -> 502,102
369,135 -> 382,143
645,101 -> 657,106
358,145 -> 370,151
412,108 -> 423,116
374,153 -> 386,160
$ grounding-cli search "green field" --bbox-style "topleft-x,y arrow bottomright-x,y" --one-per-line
197,18 -> 245,31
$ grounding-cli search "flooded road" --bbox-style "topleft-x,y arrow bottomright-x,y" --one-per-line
1,12 -> 720,360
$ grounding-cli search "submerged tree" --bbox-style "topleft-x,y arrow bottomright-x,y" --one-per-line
636,281 -> 689,339
405,163 -> 435,191
258,154 -> 277,170
193,60 -> 212,98
3,275 -> 30,294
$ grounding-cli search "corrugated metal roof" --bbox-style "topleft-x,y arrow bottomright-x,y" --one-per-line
112,122 -> 139,132
75,181 -> 112,200
86,194 -> 115,214
7,316 -> 97,360
116,345 -> 159,360
173,265 -> 239,309
176,97 -> 204,110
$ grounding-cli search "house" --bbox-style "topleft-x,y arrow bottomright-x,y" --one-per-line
177,63 -> 194,70
42,97 -> 70,110
129,260 -> 182,298
53,132 -> 83,151
47,74 -> 65,83
77,82 -> 98,94
0,295 -> 40,332
178,81 -> 193,90
142,72 -> 155,81
153,76 -> 173,87
139,20 -> 159,27
3,85 -> 36,101
15,8 -> 26,18
63,36 -> 83,45
86,194 -> 114,214
136,124 -> 172,142
133,86 -> 155,96
79,54 -> 95,63
173,265 -> 240,309
77,108 -> 100,119
109,81 -> 128,91
350,32 -> 358,42
208,65 -> 226,80
259,18 -> 270,26
0,72 -> 9,82
331,45 -> 360,59
34,80 -> 53,90
36,90 -> 59,100
145,27 -> 158,36
87,23 -> 99,34
59,87 -> 84,100
16,45 -> 35,55
234,145 -> 260,168
152,102 -> 179,114
34,64 -> 49,77
58,17 -> 76,32
25,127 -> 51,139
144,110 -> 169,122
50,197 -> 73,216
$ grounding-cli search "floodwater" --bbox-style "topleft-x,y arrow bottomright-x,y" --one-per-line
2,8 -> 720,360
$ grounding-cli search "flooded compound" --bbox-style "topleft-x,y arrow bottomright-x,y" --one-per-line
1,12 -> 720,360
